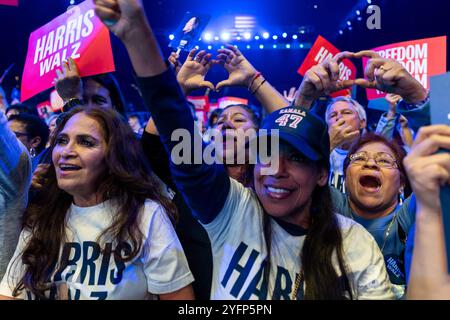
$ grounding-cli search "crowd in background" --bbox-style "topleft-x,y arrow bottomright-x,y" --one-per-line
0,0 -> 449,300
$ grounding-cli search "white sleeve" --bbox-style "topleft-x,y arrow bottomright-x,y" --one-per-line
341,219 -> 396,300
140,201 -> 194,295
0,230 -> 31,299
202,178 -> 257,248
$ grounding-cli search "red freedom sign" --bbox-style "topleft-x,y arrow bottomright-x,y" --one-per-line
297,35 -> 357,97
0,0 -> 18,6
21,0 -> 115,102
363,36 -> 447,100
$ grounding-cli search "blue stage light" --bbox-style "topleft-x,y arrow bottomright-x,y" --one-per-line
221,32 -> 230,41
203,33 -> 212,41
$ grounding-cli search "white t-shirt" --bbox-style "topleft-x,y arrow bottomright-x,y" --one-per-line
0,199 -> 194,300
203,178 -> 395,300
329,148 -> 349,193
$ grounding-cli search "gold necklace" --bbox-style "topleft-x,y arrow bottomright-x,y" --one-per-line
380,211 -> 400,253
291,270 -> 304,300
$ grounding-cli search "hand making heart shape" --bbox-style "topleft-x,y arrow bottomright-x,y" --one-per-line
176,44 -> 259,95
294,50 -> 428,108
177,45 -> 427,109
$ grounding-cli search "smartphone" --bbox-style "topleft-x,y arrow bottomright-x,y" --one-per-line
430,72 -> 450,273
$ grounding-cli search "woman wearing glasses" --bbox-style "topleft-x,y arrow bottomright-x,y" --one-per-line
331,133 -> 415,298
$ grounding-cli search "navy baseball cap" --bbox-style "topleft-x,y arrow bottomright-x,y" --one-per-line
258,106 -> 330,161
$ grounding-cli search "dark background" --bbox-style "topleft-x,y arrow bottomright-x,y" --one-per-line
0,0 -> 448,123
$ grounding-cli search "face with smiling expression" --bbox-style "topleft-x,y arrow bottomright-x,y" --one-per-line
52,112 -> 108,206
254,142 -> 328,227
345,141 -> 403,219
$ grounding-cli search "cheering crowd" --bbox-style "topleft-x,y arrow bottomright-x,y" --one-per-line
0,0 -> 449,300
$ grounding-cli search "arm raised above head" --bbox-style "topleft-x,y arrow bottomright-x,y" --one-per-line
95,0 -> 230,224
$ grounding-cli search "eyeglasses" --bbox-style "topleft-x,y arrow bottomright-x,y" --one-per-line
349,151 -> 398,169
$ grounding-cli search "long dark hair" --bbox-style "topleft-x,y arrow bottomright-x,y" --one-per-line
12,106 -> 176,299
301,183 -> 352,299
263,160 -> 352,300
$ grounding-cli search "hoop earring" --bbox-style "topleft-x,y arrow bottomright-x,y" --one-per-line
399,190 -> 405,205
29,147 -> 36,158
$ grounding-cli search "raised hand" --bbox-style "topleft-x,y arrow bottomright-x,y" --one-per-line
215,45 -> 258,91
328,118 -> 361,150
31,163 -> 50,190
168,52 -> 182,75
177,48 -> 215,95
95,0 -> 166,77
398,114 -> 409,128
385,93 -> 402,119
403,125 -> 450,210
398,115 -> 414,147
385,93 -> 402,107
295,51 -> 355,108
283,87 -> 298,103
54,58 -> 82,104
94,0 -> 147,42
354,50 -> 428,104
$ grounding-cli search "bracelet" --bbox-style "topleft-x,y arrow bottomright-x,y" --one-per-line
63,98 -> 84,112
251,79 -> 267,95
248,72 -> 262,91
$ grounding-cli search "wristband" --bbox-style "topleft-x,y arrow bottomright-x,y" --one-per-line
248,72 -> 262,91
251,79 -> 267,95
